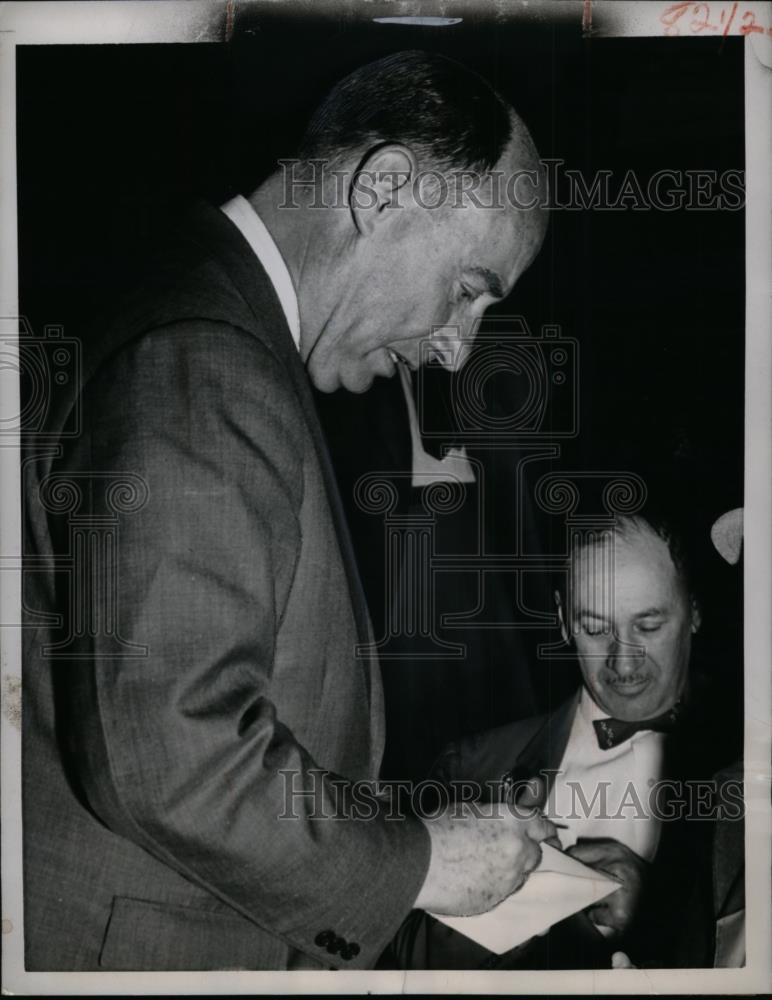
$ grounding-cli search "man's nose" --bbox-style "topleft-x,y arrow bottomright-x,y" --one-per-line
606,635 -> 645,674
428,326 -> 473,373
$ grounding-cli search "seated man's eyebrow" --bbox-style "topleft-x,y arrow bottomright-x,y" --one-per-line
573,611 -> 613,632
578,611 -> 609,623
468,266 -> 504,299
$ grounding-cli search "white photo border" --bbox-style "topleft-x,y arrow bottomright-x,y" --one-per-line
1,1 -> 769,994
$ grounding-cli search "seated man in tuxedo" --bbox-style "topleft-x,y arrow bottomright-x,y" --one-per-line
389,510 -> 733,969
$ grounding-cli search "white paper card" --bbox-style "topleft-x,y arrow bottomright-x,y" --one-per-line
430,843 -> 621,955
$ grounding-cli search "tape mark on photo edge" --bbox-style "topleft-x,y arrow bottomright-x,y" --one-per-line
582,0 -> 593,36
2,673 -> 21,730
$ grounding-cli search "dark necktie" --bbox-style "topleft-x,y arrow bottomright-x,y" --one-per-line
592,702 -> 682,750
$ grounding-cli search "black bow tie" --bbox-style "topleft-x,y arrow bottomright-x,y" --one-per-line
592,703 -> 682,750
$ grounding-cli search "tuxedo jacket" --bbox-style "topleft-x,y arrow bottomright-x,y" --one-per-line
431,689 -> 580,794
22,201 -> 429,971
390,689 -> 718,969
673,761 -> 745,968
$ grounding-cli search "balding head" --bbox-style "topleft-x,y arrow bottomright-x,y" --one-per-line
254,51 -> 548,393
299,50 -> 517,175
559,516 -> 701,722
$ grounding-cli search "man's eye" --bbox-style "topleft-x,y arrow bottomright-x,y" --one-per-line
581,625 -> 604,637
458,284 -> 477,303
637,622 -> 662,633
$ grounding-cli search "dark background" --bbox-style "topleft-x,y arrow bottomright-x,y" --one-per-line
17,11 -> 745,775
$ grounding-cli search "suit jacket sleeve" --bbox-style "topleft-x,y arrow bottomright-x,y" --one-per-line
57,320 -> 430,968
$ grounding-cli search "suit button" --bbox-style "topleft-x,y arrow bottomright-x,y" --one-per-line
340,942 -> 360,960
326,938 -> 341,954
315,930 -> 335,948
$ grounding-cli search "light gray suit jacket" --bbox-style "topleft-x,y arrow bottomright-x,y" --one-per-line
22,201 -> 429,971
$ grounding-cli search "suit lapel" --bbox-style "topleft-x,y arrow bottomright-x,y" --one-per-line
189,203 -> 378,704
506,691 -> 581,793
283,364 -> 382,744
285,361 -> 377,664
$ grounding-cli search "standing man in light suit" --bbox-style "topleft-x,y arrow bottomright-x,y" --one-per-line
23,50 -> 552,970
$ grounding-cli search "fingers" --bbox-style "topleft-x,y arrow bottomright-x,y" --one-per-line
585,866 -> 638,936
507,821 -> 548,893
572,835 -> 633,856
505,839 -> 542,897
566,839 -> 616,864
522,831 -> 544,874
567,836 -> 636,868
586,900 -> 610,919
524,812 -> 558,843
611,950 -> 637,969
587,898 -> 623,933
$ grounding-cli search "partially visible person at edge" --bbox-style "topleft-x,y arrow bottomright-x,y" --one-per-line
612,507 -> 745,970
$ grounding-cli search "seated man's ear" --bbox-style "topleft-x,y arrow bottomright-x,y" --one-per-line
555,589 -> 570,644
349,144 -> 415,236
690,597 -> 702,634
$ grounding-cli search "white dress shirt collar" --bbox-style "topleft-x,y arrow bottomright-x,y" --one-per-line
579,686 -> 612,725
220,194 -> 301,351
548,685 -> 666,864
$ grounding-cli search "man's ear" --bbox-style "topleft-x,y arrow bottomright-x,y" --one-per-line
690,597 -> 702,634
349,144 -> 415,236
555,589 -> 570,644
